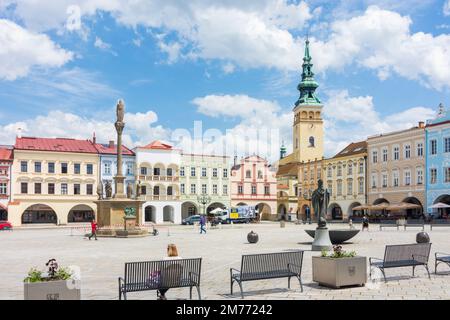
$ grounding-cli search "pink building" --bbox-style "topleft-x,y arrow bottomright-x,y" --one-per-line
0,146 -> 13,221
230,155 -> 277,220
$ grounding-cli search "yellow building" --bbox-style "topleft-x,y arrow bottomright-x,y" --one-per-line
323,141 -> 367,221
297,159 -> 323,220
8,137 -> 99,226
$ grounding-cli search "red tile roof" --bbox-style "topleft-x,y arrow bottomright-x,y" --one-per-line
0,146 -> 13,161
15,137 -> 98,154
141,140 -> 173,150
94,143 -> 135,156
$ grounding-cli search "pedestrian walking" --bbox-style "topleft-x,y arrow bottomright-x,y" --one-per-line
199,215 -> 207,234
362,215 -> 369,231
88,219 -> 98,240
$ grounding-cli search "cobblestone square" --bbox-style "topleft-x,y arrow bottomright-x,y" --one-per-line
2,222 -> 450,300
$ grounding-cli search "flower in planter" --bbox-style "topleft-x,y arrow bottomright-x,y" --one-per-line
24,259 -> 73,283
321,245 -> 357,258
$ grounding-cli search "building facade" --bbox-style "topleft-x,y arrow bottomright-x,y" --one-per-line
135,141 -> 181,224
425,104 -> 450,217
8,137 -> 99,226
230,155 -> 277,220
323,141 -> 367,221
94,140 -> 135,198
296,159 -> 323,221
276,162 -> 299,220
0,146 -> 13,221
367,124 -> 426,218
180,154 -> 231,219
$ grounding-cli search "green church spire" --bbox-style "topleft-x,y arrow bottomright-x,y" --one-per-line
295,38 -> 321,107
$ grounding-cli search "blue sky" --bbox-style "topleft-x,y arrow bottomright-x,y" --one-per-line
1,0 -> 450,160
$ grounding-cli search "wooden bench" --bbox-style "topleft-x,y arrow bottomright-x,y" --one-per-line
118,258 -> 202,300
369,243 -> 431,282
379,220 -> 399,230
430,219 -> 450,231
403,219 -> 425,231
435,252 -> 450,274
230,251 -> 303,299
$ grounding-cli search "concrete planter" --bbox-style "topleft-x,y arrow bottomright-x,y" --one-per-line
312,256 -> 367,289
24,280 -> 81,300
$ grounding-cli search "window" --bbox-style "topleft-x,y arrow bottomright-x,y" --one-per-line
191,167 -> 196,177
430,168 -> 437,184
264,185 -> 270,195
382,149 -> 388,162
327,167 -> 332,178
382,173 -> 388,188
251,185 -> 257,195
309,136 -> 315,147
417,143 -> 424,157
61,183 -> 68,195
417,168 -> 423,185
166,168 -> 173,177
393,146 -> 399,160
140,167 -> 147,175
86,164 -> 93,175
445,167 -> 450,183
141,186 -> 147,195
180,167 -> 185,177
358,179 -> 364,194
258,170 -> 263,179
48,162 -> 55,173
167,186 -> 173,196
212,168 -> 218,178
317,169 -> 321,180
431,140 -> 437,155
86,184 -> 93,195
337,180 -> 342,196
337,165 -> 342,176
405,145 -> 411,159
153,186 -> 160,196
223,169 -> 228,178
0,183 -> 6,195
359,162 -> 364,174
74,163 -> 81,174
21,182 -> 28,194
202,167 -> 207,177
371,174 -> 377,189
246,170 -> 251,178
104,162 -> 111,175
404,170 -> 411,186
347,179 -> 353,195
74,184 -> 81,195
180,184 -> 185,194
34,183 -> 41,194
153,167 -> 160,176
238,185 -> 243,194
21,161 -> 28,173
61,163 -> 68,174
372,151 -> 378,163
126,163 -> 133,175
190,184 -> 196,194
223,185 -> 228,195
48,183 -> 55,195
347,164 -> 353,175
393,171 -> 399,187
35,162 -> 41,173
328,183 -> 333,196
445,138 -> 450,153
212,184 -> 218,194
202,184 -> 207,194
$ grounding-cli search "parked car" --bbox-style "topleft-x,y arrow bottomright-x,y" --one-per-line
181,215 -> 201,225
0,221 -> 12,230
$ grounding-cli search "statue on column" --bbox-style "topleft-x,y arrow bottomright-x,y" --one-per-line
136,180 -> 141,199
97,183 -> 103,200
105,181 -> 113,199
311,179 -> 330,227
126,183 -> 133,199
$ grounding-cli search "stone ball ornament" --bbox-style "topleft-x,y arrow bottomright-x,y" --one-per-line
416,232 -> 430,244
247,230 -> 259,244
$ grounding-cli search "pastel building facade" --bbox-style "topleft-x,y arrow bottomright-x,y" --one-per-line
135,141 -> 182,224
230,155 -> 277,220
0,146 -> 13,221
180,154 -> 231,219
276,162 -> 299,220
425,104 -> 450,216
367,124 -> 426,217
296,159 -> 323,220
323,141 -> 367,221
8,137 -> 99,226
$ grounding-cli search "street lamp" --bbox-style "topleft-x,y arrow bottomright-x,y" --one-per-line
197,194 -> 211,215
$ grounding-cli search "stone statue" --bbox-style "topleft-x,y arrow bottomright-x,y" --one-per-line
116,99 -> 125,123
126,183 -> 133,199
105,181 -> 112,198
136,180 -> 141,198
311,179 -> 329,227
97,183 -> 103,200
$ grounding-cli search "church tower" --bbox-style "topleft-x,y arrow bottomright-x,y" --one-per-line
292,38 -> 324,163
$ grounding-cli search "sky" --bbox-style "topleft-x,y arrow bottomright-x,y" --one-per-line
0,0 -> 450,161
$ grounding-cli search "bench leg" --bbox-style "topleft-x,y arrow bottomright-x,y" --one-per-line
288,276 -> 291,289
237,281 -> 244,299
196,285 -> 202,300
123,291 -> 127,300
412,266 -> 415,277
424,264 -> 431,279
119,289 -> 122,301
297,276 -> 303,293
230,279 -> 234,295
189,286 -> 193,300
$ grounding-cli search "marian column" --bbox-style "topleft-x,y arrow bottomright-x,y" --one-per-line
114,99 -> 126,198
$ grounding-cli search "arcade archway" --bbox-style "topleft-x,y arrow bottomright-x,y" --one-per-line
68,204 -> 95,223
22,204 -> 57,224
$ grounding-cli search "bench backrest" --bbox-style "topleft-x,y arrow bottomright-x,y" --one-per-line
405,219 -> 424,225
380,220 -> 397,224
383,243 -> 431,264
240,251 -> 303,280
431,219 -> 450,225
124,258 -> 202,290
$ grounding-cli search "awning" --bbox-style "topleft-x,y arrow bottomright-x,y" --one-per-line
429,202 -> 450,209
352,204 -> 370,211
386,202 -> 421,211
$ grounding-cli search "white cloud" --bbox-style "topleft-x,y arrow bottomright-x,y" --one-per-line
0,19 -> 73,80
222,63 -> 236,74
444,0 -> 450,16
94,36 -> 111,50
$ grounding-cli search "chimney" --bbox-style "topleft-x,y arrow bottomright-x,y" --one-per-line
109,140 -> 115,148
92,132 -> 96,144
17,127 -> 22,139
418,121 -> 425,128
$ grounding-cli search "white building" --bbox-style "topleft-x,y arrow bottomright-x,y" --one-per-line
134,141 -> 182,224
